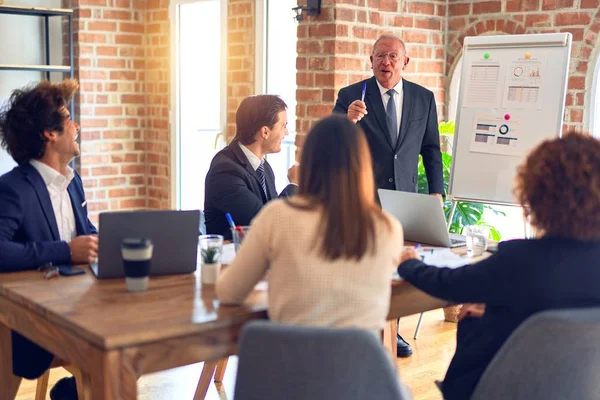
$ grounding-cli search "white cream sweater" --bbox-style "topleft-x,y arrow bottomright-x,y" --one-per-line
216,199 -> 404,333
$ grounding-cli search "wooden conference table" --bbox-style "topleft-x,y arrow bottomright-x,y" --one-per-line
0,243 -> 458,400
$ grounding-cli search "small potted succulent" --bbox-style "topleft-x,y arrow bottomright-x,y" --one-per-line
198,235 -> 223,284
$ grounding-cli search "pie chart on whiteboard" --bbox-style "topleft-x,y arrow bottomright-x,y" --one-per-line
513,66 -> 524,77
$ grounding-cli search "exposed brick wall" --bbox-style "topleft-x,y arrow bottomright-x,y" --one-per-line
227,0 -> 255,140
66,0 -> 148,225
145,0 -> 170,210
62,0 -> 171,223
447,1 -> 600,133
295,0 -> 447,150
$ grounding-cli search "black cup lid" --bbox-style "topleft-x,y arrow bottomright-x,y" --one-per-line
122,237 -> 152,249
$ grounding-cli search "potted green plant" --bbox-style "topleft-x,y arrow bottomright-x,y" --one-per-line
416,121 -> 504,321
200,245 -> 222,284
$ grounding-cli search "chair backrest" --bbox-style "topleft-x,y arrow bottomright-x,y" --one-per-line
471,307 -> 600,400
233,321 -> 412,400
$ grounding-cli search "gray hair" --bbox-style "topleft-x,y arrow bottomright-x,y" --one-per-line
372,34 -> 407,56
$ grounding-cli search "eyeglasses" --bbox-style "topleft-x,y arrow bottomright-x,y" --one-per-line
373,52 -> 403,62
38,263 -> 59,279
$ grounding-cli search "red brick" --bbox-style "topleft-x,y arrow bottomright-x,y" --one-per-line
408,2 -> 435,14
109,71 -> 137,80
570,109 -> 583,123
393,16 -> 414,28
403,30 -> 429,44
103,10 -> 132,20
335,8 -> 355,22
568,76 -> 585,90
415,17 -> 442,30
307,105 -> 333,118
419,61 -> 444,73
88,21 -> 116,31
120,199 -> 146,209
109,188 -> 136,198
80,0 -> 107,5
555,12 -> 592,26
91,166 -> 120,176
580,0 -> 599,7
525,14 -> 552,27
297,89 -> 321,102
542,0 -> 574,9
473,1 -> 501,14
115,34 -> 143,45
507,0 -> 539,11
449,3 -> 470,16
120,22 -> 144,34
380,0 -> 398,11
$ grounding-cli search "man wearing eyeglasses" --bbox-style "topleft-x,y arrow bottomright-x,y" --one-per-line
0,79 -> 97,399
333,33 -> 444,358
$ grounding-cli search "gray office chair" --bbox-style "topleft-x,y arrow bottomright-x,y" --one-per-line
471,307 -> 600,400
234,321 -> 413,400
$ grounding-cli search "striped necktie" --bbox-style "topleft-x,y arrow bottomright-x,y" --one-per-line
256,161 -> 268,199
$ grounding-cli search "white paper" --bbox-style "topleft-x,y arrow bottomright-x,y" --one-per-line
464,60 -> 501,108
221,243 -> 236,265
502,56 -> 547,110
469,112 -> 524,157
417,248 -> 469,269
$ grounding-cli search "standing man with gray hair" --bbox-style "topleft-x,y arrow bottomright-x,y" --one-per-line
333,33 -> 444,358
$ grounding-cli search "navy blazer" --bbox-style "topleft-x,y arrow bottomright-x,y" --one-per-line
0,163 -> 97,272
204,140 -> 296,240
333,77 -> 443,194
398,236 -> 600,400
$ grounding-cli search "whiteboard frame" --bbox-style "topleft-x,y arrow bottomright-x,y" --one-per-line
448,33 -> 572,206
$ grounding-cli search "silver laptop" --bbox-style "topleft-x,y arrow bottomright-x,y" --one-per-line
378,189 -> 466,248
91,210 -> 200,278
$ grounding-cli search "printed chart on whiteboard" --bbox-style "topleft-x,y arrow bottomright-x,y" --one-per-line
503,56 -> 547,110
470,113 -> 523,157
464,61 -> 501,108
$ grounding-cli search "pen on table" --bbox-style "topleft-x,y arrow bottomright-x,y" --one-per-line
360,82 -> 367,102
414,243 -> 421,250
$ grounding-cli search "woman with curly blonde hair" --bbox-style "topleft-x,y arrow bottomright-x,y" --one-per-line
397,132 -> 600,400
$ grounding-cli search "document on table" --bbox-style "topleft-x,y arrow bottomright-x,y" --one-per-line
417,248 -> 470,268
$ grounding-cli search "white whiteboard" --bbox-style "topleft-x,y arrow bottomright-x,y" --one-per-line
449,33 -> 571,205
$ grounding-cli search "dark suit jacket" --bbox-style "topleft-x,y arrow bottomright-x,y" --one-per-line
0,163 -> 97,272
333,77 -> 443,194
398,236 -> 600,400
204,140 -> 296,240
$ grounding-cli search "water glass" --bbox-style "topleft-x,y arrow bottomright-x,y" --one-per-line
464,225 -> 489,257
198,234 -> 223,284
231,226 -> 250,253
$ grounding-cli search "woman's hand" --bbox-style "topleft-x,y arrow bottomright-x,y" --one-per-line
457,303 -> 486,321
400,247 -> 420,264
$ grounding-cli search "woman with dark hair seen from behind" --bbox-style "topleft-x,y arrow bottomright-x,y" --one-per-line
217,114 -> 404,336
397,132 -> 600,400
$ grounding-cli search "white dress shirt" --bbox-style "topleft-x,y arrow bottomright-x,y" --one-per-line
376,78 -> 404,139
30,160 -> 77,242
238,142 -> 263,171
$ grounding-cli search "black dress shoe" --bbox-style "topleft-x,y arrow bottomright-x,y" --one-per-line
50,376 -> 78,400
396,334 -> 413,357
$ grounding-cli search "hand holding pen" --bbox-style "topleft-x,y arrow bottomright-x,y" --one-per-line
347,82 -> 368,124
400,243 -> 421,263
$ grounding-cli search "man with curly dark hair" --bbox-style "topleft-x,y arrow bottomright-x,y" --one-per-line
0,79 -> 97,399
396,132 -> 600,400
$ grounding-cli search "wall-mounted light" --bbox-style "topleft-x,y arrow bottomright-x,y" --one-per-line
292,0 -> 321,22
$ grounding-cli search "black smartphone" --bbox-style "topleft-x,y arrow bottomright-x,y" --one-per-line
57,265 -> 86,276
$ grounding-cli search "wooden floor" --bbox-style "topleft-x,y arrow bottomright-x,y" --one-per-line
15,310 -> 456,400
